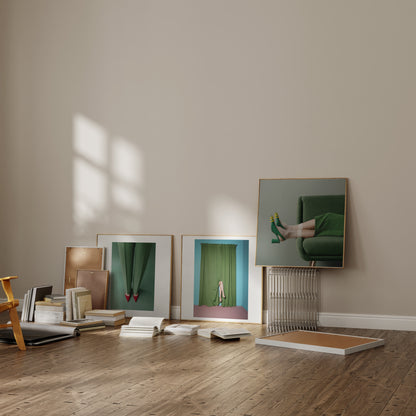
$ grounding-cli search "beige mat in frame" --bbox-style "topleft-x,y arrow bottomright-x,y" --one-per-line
255,330 -> 384,355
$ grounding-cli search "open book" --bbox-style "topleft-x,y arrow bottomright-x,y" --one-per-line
164,324 -> 200,335
197,327 -> 251,340
119,317 -> 164,338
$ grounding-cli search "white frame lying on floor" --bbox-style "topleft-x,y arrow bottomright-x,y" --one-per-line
255,330 -> 385,355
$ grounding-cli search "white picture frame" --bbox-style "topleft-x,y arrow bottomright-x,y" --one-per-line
96,234 -> 173,318
181,235 -> 262,323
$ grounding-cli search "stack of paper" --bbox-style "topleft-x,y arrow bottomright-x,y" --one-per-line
84,309 -> 126,326
34,301 -> 65,324
60,319 -> 105,332
164,324 -> 200,335
197,327 -> 252,340
119,317 -> 164,338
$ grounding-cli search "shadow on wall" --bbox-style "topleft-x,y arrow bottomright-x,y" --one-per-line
72,114 -> 145,237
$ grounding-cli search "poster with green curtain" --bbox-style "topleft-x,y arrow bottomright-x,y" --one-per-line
181,235 -> 262,323
109,242 -> 156,310
199,243 -> 237,307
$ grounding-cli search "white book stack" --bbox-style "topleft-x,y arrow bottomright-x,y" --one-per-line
20,285 -> 53,322
34,301 -> 65,324
164,324 -> 200,335
65,287 -> 92,320
119,317 -> 164,338
84,309 -> 126,326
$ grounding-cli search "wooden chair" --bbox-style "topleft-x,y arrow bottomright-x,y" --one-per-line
0,276 -> 26,351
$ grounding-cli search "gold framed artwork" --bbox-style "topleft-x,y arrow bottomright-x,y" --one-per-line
64,247 -> 104,291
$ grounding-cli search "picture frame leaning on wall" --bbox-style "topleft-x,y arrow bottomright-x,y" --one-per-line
256,178 -> 348,268
97,234 -> 173,318
181,235 -> 262,323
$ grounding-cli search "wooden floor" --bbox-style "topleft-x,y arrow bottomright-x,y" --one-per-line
1,321 -> 416,416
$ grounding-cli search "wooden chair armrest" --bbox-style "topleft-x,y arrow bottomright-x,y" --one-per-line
0,300 -> 19,313
0,276 -> 19,302
0,276 -> 18,282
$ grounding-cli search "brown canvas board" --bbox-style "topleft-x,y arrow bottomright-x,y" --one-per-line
255,330 -> 384,355
64,247 -> 104,291
76,270 -> 109,310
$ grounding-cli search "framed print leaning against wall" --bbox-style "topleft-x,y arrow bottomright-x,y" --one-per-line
96,234 -> 173,318
181,235 -> 262,323
256,178 -> 347,268
64,246 -> 104,291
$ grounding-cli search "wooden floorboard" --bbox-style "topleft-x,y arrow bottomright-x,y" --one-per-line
1,322 -> 416,415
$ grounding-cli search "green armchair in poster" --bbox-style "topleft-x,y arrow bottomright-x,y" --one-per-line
296,195 -> 345,266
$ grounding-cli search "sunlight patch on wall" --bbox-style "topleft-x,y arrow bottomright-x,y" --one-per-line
73,114 -> 109,233
112,136 -> 144,187
207,195 -> 254,235
73,114 -> 108,167
111,136 -> 145,212
73,114 -> 145,236
73,157 -> 108,227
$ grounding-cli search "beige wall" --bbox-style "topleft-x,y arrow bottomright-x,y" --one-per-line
1,0 -> 415,317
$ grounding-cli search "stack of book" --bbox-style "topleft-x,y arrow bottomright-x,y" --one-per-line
84,310 -> 126,326
60,319 -> 105,332
34,301 -> 65,324
164,324 -> 200,335
119,317 -> 164,338
65,287 -> 92,320
21,285 -> 53,322
44,294 -> 66,304
197,327 -> 252,340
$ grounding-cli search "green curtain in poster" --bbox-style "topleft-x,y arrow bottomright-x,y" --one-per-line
118,243 -> 134,296
199,244 -> 236,307
132,243 -> 152,299
117,242 -> 152,301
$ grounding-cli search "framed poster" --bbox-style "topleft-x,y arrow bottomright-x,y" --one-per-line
96,234 -> 173,318
256,178 -> 347,268
181,235 -> 262,323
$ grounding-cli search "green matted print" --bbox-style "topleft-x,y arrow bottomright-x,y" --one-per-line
109,242 -> 156,311
96,234 -> 173,318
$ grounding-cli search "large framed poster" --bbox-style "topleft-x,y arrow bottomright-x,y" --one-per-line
97,234 -> 173,318
181,235 -> 262,323
256,178 -> 347,268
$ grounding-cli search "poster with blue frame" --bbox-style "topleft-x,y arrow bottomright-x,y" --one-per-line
181,235 -> 262,323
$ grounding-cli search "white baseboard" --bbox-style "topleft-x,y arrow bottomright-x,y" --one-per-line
9,300 -> 415,331
262,310 -> 416,331
10,300 -> 182,319
318,312 -> 416,331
